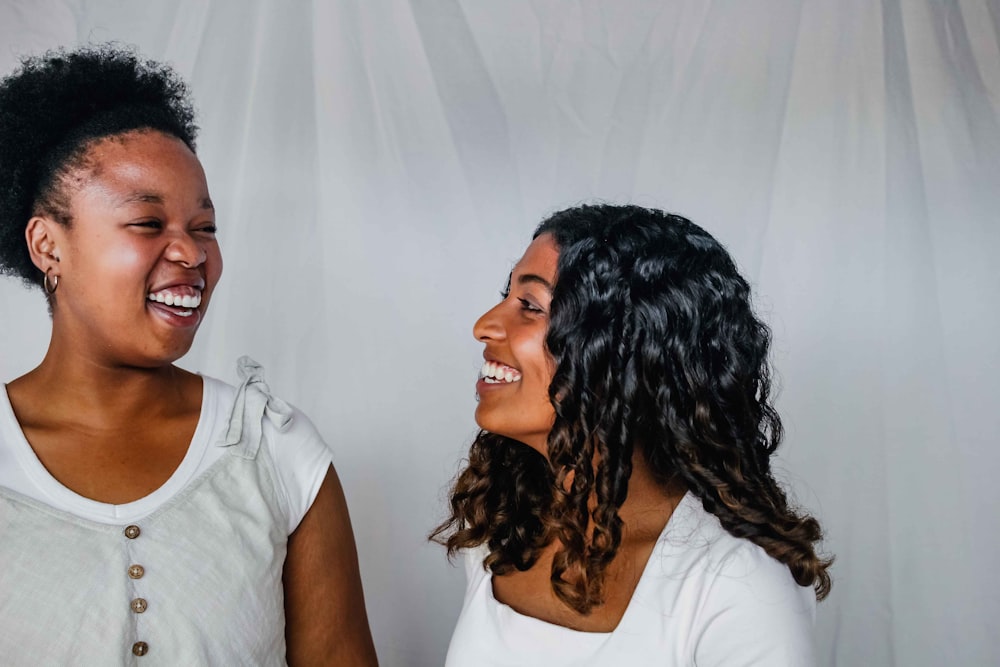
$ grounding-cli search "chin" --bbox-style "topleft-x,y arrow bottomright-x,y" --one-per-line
131,342 -> 195,368
474,409 -> 505,437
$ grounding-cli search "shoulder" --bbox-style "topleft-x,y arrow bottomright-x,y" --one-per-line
203,364 -> 335,534
203,366 -> 328,453
656,494 -> 817,665
264,400 -> 327,453
459,543 -> 491,585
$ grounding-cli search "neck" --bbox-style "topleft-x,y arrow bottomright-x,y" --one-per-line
615,450 -> 686,539
564,447 -> 685,541
10,342 -> 196,428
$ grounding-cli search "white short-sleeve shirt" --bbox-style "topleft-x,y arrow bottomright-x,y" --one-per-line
0,372 -> 332,532
446,492 -> 817,666
0,360 -> 335,664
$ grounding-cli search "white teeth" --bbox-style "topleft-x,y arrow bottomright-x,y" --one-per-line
147,290 -> 202,309
479,360 -> 522,383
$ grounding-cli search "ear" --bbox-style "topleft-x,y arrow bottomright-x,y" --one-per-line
25,216 -> 64,276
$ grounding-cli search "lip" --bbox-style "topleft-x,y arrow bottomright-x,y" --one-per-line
146,293 -> 204,329
476,377 -> 515,395
149,278 -> 206,293
481,353 -> 520,371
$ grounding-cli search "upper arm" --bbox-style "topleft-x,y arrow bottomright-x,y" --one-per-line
692,548 -> 816,667
283,465 -> 379,666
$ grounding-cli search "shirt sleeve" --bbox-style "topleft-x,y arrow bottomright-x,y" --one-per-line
261,406 -> 335,535
692,544 -> 817,667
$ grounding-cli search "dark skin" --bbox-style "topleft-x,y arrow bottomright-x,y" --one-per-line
8,366 -> 202,503
284,465 -> 379,664
6,130 -> 378,665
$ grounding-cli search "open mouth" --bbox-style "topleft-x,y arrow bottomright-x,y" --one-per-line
147,287 -> 202,318
480,360 -> 522,384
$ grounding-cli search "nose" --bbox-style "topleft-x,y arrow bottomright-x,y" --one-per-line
164,230 -> 207,268
473,301 -> 506,342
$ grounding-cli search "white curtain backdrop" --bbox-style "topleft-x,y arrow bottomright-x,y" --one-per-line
1,1 -> 998,665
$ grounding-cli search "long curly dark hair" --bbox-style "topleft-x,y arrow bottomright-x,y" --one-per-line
434,204 -> 831,614
0,43 -> 197,288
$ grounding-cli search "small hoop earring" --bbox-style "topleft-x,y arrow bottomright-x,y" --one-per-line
43,270 -> 59,295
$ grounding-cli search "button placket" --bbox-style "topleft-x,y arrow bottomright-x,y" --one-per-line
123,524 -> 149,657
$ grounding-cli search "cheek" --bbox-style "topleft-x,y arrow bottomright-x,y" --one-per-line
73,235 -> 148,282
205,243 -> 223,288
521,331 -> 555,393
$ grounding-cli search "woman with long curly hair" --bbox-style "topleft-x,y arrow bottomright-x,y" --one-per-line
436,204 -> 830,665
0,45 -> 377,664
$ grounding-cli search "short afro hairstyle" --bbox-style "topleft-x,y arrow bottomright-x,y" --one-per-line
0,43 -> 198,288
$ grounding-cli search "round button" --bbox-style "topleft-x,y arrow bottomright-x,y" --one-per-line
123,525 -> 141,539
132,642 -> 149,656
130,598 -> 148,613
128,565 -> 145,579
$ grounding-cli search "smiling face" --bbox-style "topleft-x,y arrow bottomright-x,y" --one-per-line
36,130 -> 222,368
473,233 -> 560,454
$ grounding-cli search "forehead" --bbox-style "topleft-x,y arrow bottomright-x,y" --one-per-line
73,130 -> 208,203
514,233 -> 559,280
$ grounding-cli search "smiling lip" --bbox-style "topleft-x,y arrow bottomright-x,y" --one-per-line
147,299 -> 202,328
146,282 -> 205,327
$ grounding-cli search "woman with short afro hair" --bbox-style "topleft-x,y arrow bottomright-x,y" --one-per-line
436,204 -> 831,666
0,45 -> 377,665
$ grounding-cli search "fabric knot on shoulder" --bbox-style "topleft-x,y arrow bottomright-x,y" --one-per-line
221,356 -> 294,458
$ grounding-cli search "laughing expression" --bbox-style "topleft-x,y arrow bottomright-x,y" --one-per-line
45,130 -> 222,367
473,233 -> 559,454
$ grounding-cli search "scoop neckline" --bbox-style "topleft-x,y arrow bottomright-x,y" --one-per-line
0,376 -> 217,523
485,490 -> 695,638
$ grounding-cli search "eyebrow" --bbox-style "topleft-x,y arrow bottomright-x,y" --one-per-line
516,273 -> 553,291
119,192 -> 163,206
117,192 -> 214,210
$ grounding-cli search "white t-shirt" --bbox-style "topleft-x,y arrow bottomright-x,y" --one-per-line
446,492 -> 817,667
0,358 -> 331,664
0,370 -> 332,534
